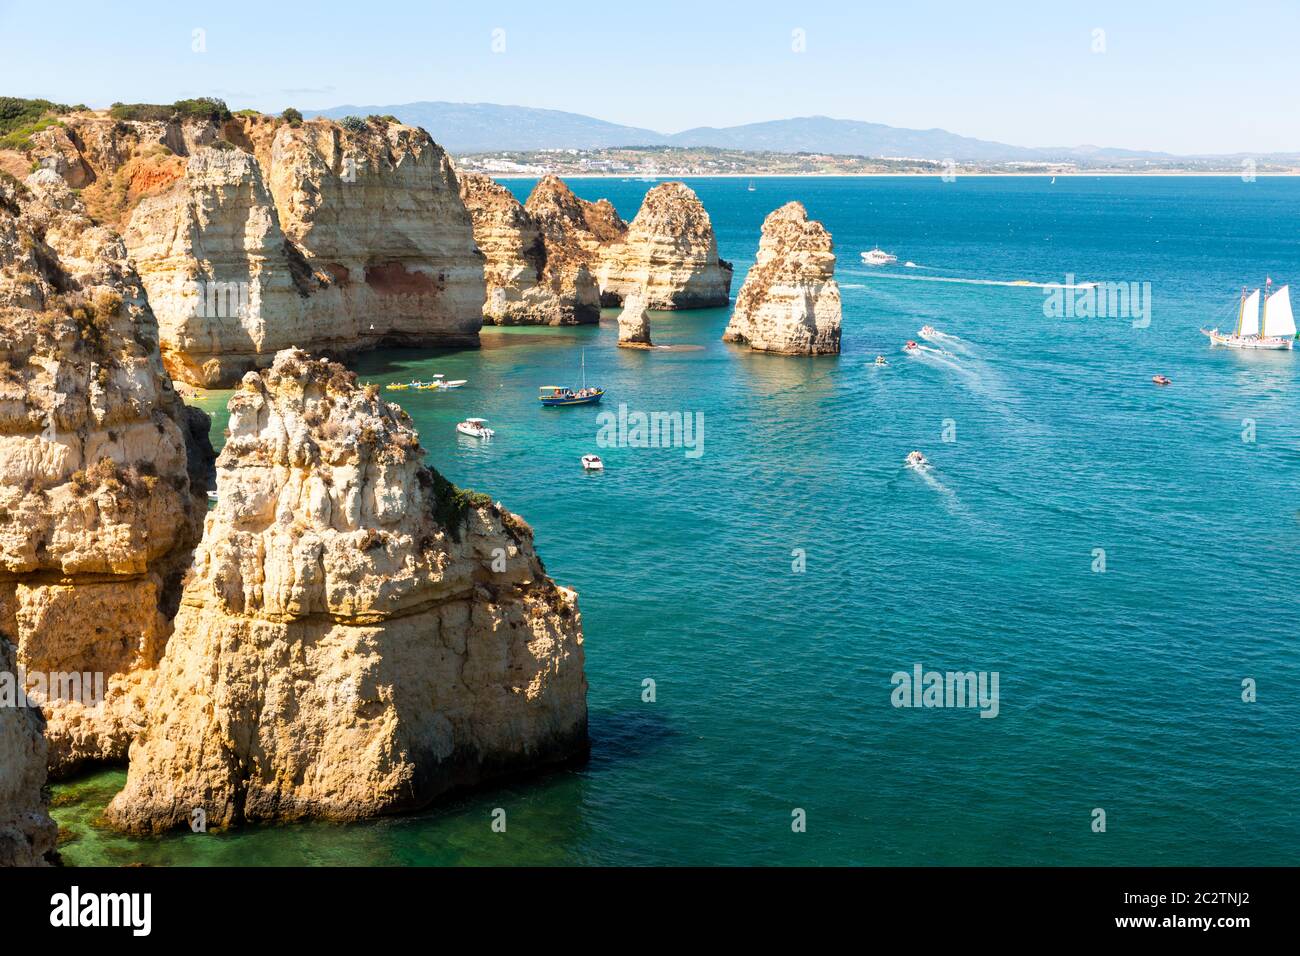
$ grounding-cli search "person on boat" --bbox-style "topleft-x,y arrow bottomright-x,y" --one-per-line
905,341 -> 918,351
875,355 -> 888,365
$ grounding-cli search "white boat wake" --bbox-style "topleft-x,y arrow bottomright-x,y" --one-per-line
903,459 -> 1006,536
864,272 -> 1097,290
918,327 -> 975,355
905,339 -> 1016,407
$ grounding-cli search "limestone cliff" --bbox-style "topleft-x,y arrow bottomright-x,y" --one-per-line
0,638 -> 57,866
0,170 -> 212,776
458,173 -> 567,325
617,293 -> 653,348
597,182 -> 732,309
107,349 -> 588,833
29,113 -> 486,387
123,148 -> 315,387
259,119 -> 484,350
722,202 -> 841,355
522,176 -> 614,323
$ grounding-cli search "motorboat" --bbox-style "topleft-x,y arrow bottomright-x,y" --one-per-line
1152,375 -> 1172,386
874,355 -> 888,366
904,341 -> 919,351
581,454 -> 604,471
862,247 -> 898,266
456,418 -> 494,438
905,451 -> 929,468
920,325 -> 936,337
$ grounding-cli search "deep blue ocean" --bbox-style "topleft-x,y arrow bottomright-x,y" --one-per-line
54,176 -> 1299,865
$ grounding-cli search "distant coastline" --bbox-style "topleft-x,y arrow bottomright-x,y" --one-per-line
483,171 -> 1300,179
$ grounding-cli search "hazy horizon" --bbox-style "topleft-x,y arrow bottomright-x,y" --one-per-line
2,0 -> 1298,155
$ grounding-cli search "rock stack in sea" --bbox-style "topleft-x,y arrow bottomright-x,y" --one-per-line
28,113 -> 486,387
616,292 -> 654,348
522,175 -> 621,323
458,173 -> 572,325
597,182 -> 732,309
0,170 -> 213,776
106,349 -> 588,834
0,637 -> 57,866
722,201 -> 841,355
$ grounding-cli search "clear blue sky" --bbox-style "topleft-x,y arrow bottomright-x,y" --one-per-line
3,0 -> 1297,154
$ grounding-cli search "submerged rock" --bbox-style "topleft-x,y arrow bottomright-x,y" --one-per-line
106,349 -> 588,833
722,201 -> 841,355
598,182 -> 732,309
0,638 -> 57,866
617,293 -> 654,348
0,170 -> 212,776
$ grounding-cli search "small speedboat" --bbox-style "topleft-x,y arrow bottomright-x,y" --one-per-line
920,325 -> 936,337
205,490 -> 218,501
904,341 -> 919,352
440,379 -> 467,390
874,355 -> 888,366
862,247 -> 898,266
581,454 -> 604,471
906,450 -> 928,468
1152,374 -> 1172,386
456,417 -> 494,438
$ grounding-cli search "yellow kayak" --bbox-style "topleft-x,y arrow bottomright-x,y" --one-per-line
386,383 -> 410,391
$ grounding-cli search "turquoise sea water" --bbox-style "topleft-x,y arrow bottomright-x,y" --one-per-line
54,176 -> 1299,866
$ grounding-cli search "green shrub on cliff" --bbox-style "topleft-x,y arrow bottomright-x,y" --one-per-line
280,107 -> 303,125
109,98 -> 232,123
0,97 -> 74,152
339,115 -> 368,134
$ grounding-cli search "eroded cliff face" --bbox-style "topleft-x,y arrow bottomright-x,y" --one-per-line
722,202 -> 841,355
123,148 -> 314,387
107,349 -> 588,834
522,176 -> 613,324
0,171 -> 212,776
29,114 -> 486,387
260,120 -> 484,349
597,182 -> 732,309
0,638 -> 57,866
458,173 -> 567,325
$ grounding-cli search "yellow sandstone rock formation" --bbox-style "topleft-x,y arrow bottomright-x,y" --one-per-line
616,292 -> 654,348
597,182 -> 732,309
106,349 -> 588,833
722,201 -> 841,355
0,170 -> 213,776
458,173 -> 569,325
29,114 -> 486,387
522,175 -> 616,323
0,638 -> 57,866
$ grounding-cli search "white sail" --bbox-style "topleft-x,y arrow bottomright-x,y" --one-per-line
1237,289 -> 1260,336
1263,285 -> 1296,338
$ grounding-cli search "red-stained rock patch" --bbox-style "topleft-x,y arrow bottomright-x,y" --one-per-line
365,262 -> 439,294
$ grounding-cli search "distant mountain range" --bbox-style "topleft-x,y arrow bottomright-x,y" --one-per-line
313,101 -> 1283,163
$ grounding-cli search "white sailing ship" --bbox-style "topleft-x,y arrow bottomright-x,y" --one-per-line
1203,284 -> 1295,350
